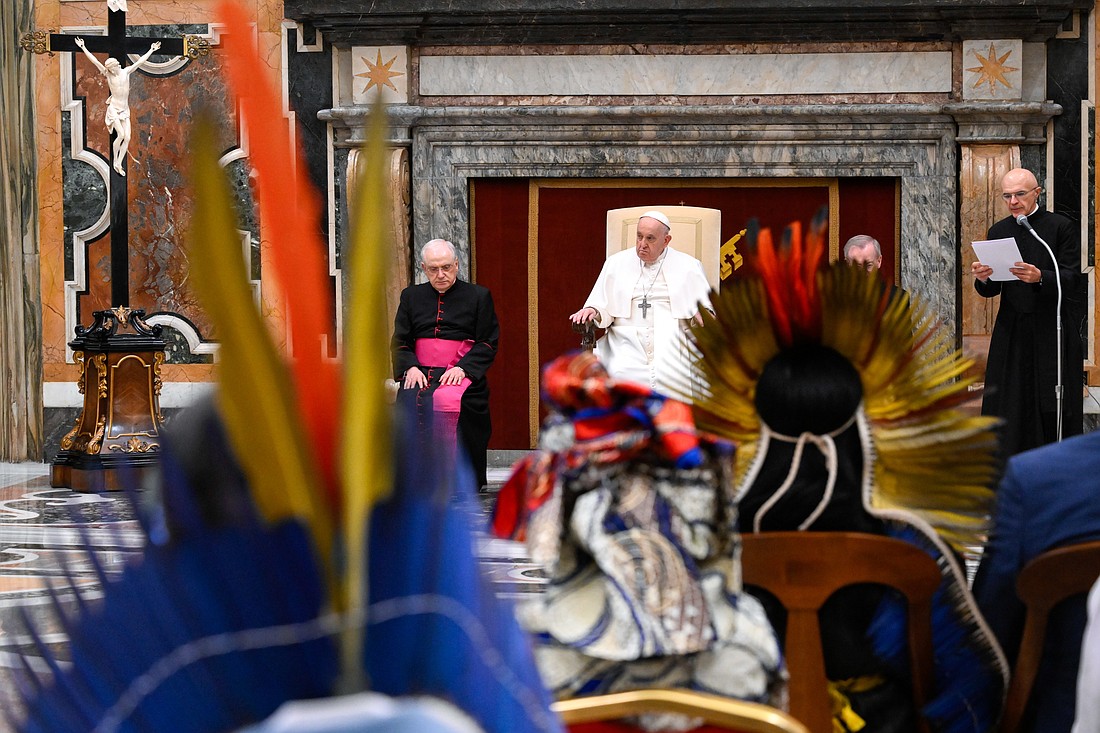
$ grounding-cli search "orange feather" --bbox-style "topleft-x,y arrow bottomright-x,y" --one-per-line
216,1 -> 342,513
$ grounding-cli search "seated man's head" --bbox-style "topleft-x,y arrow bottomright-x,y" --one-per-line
421,239 -> 459,293
843,234 -> 882,272
636,211 -> 672,264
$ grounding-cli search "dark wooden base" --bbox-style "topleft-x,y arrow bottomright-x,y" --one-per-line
50,309 -> 167,493
51,454 -> 159,492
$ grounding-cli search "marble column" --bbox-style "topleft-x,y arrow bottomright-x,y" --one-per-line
346,145 -> 412,332
960,144 -> 1020,339
0,0 -> 43,460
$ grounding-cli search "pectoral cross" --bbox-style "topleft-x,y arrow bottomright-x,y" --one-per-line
21,1 -> 208,309
640,296 -> 651,319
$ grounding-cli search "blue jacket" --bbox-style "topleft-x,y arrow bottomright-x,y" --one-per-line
972,430 -> 1100,732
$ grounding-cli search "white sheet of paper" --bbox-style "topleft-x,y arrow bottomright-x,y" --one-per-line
972,237 -> 1023,281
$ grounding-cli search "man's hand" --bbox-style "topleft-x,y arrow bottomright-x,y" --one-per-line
403,366 -> 427,389
151,41 -> 161,52
569,306 -> 597,324
971,261 -> 993,283
440,366 -> 466,386
1008,261 -> 1042,284
75,37 -> 85,49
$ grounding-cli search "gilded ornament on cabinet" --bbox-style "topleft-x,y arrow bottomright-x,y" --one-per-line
110,306 -> 132,327
59,414 -> 82,451
86,417 -> 107,454
92,354 -> 108,398
74,351 -> 86,395
153,352 -> 165,395
109,437 -> 160,454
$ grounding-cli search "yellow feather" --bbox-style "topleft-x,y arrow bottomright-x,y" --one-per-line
186,119 -> 336,588
339,99 -> 395,682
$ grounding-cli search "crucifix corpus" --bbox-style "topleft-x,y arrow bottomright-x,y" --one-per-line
21,0 -> 210,490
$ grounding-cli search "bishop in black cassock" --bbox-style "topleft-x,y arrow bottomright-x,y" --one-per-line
974,169 -> 1083,456
391,241 -> 500,487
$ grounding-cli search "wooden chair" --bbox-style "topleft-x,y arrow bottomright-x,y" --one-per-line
553,688 -> 808,733
739,532 -> 941,733
999,539 -> 1100,733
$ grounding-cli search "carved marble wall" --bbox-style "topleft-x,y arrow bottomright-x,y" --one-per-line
317,31 -> 1078,346
325,104 -> 962,334
33,0 -> 292,460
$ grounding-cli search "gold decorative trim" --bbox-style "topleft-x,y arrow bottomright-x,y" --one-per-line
19,30 -> 52,55
74,351 -> 86,395
894,178 -> 902,286
183,35 -> 212,59
86,417 -> 107,455
553,688 -> 808,732
110,305 -> 132,327
59,414 -> 82,451
827,181 -> 841,261
469,181 -> 478,282
527,180 -> 541,447
109,437 -> 160,454
153,352 -> 165,395
92,354 -> 108,398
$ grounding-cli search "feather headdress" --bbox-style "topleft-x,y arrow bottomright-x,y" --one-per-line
668,209 -> 1001,552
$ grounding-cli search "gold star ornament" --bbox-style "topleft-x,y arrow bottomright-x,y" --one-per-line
356,49 -> 405,96
967,42 -> 1019,96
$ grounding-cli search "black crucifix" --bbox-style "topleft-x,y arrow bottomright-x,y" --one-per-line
22,1 -> 208,309
22,2 -> 210,491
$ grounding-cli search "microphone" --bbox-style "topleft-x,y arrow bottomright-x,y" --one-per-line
1016,211 -> 1065,440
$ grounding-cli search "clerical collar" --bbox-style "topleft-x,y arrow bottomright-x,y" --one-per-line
1027,204 -> 1040,217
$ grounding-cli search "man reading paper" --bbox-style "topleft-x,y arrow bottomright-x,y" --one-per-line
970,168 -> 1083,455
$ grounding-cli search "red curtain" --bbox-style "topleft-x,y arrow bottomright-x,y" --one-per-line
473,179 -> 897,450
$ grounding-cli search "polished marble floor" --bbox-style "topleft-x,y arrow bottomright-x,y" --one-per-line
0,461 -> 540,731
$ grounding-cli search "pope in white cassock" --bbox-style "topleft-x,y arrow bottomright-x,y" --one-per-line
569,210 -> 712,389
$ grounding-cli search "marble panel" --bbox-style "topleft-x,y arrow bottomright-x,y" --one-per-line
419,51 -> 951,98
63,24 -> 244,354
285,22 -> 334,210
60,110 -> 106,282
962,40 -> 1023,101
351,46 -> 408,104
1021,42 -> 1047,103
1048,29 -> 1089,226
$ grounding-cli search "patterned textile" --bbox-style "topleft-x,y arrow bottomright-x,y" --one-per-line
493,353 -> 784,717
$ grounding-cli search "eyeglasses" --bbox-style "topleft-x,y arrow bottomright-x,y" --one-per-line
846,260 -> 877,272
423,263 -> 456,275
1001,187 -> 1039,201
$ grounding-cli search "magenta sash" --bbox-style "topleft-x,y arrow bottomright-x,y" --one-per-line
413,338 -> 474,458
415,338 -> 474,371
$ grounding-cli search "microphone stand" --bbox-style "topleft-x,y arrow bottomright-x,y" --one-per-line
1017,213 -> 1064,441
